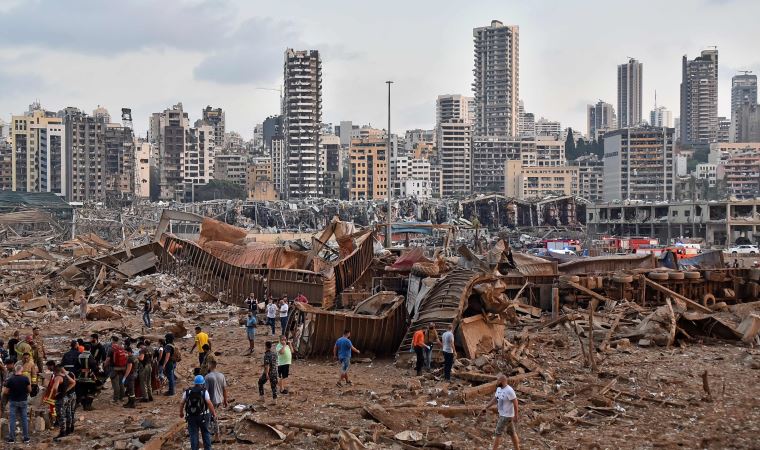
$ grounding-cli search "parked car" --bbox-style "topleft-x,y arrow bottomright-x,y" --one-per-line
727,244 -> 759,254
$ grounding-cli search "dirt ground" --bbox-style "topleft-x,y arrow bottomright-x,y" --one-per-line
18,295 -> 760,450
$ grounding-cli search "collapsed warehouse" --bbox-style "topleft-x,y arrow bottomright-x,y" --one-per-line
1,198 -> 759,448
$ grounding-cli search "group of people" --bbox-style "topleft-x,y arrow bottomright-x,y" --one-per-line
412,323 -> 456,381
0,291 -> 522,450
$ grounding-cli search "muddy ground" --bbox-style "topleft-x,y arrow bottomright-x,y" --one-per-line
17,294 -> 760,450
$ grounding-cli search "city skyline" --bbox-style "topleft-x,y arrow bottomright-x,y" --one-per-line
0,0 -> 757,136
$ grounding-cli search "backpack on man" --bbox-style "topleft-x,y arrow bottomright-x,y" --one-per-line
168,343 -> 182,363
112,344 -> 128,368
184,387 -> 208,417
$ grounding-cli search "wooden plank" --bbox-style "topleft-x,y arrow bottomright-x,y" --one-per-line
563,280 -> 614,305
643,278 -> 712,313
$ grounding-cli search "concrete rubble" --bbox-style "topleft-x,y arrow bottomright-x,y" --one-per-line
0,196 -> 758,448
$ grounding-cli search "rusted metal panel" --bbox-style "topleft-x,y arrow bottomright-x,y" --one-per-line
289,292 -> 406,356
559,254 -> 655,275
158,235 -> 280,306
334,232 -> 375,294
397,268 -> 488,355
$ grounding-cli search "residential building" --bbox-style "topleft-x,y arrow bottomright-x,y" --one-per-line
184,124 -> 215,194
248,180 -> 279,201
650,106 -> 673,128
533,138 -> 565,166
10,106 -> 66,195
439,119 -> 472,197
404,129 -> 435,152
0,138 -> 12,191
570,154 -> 604,202
695,163 -> 717,188
734,103 -> 760,142
709,143 -> 760,198
283,49 -> 322,199
134,140 -> 152,199
429,164 -> 442,199
62,109 -> 120,202
587,101 -> 616,140
336,121 -> 358,147
214,153 -> 246,186
473,20 -> 519,137
92,105 -> 111,123
603,127 -> 675,202
680,49 -> 719,147
517,100 -> 535,138
150,103 -> 190,201
201,106 -> 225,148
393,156 -> 432,199
535,117 -> 562,138
349,137 -> 387,200
617,58 -> 643,128
262,115 -> 283,152
505,160 -> 578,200
322,134 -> 342,199
586,199 -> 760,246
104,123 -> 135,198
271,137 -> 287,195
249,157 -> 273,182
436,94 -> 472,125
253,123 -> 264,152
471,137 -> 525,194
731,73 -> 757,141
718,116 -> 731,143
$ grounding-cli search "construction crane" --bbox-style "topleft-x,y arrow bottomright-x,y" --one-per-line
255,86 -> 283,113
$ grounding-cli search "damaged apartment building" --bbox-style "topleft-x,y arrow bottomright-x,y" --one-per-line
5,103 -> 135,202
587,198 -> 760,246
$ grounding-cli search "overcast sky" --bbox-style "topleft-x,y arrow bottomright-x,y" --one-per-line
0,0 -> 757,138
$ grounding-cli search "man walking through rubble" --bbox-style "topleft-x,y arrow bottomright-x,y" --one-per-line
482,374 -> 520,450
441,323 -> 456,382
192,327 -> 210,365
412,327 -> 429,376
180,375 -> 216,450
279,297 -> 289,335
334,330 -> 360,387
245,311 -> 257,355
143,293 -> 153,329
266,299 -> 277,335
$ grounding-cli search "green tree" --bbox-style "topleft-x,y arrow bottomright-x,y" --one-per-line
565,128 -> 576,160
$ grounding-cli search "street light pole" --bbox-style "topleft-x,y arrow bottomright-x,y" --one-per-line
386,80 -> 393,249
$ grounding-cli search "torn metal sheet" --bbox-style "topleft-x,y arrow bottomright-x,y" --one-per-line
459,314 -> 506,358
289,293 -> 406,356
116,252 -> 158,277
234,413 -> 286,443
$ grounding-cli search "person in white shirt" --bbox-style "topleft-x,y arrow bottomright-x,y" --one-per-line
278,298 -> 289,336
265,300 -> 278,336
441,323 -> 456,381
482,374 -> 520,450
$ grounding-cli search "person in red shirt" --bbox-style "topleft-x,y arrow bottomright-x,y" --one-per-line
294,293 -> 308,304
411,329 -> 428,377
